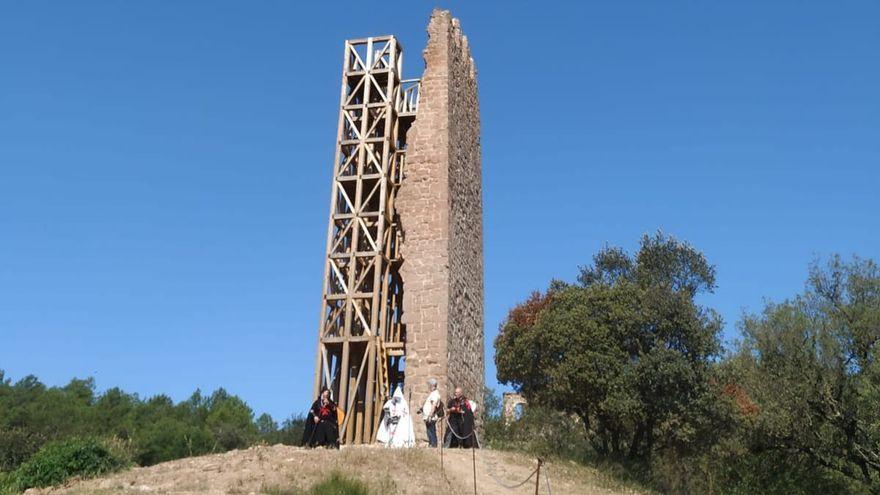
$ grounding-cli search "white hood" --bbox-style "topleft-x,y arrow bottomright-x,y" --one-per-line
376,386 -> 415,448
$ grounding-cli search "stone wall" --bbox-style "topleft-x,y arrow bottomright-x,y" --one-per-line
398,9 -> 484,441
444,13 -> 484,417
502,393 -> 527,425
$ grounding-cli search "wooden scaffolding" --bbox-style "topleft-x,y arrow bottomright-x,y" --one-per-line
313,36 -> 419,444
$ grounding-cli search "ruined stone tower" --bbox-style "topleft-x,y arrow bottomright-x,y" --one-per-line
312,10 -> 483,444
397,11 -> 484,440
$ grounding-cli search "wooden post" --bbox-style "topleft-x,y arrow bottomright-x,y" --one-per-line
337,341 -> 350,424
472,434 -> 477,495
439,421 -> 444,478
312,342 -> 323,398
535,458 -> 543,495
363,339 -> 377,441
340,348 -> 370,441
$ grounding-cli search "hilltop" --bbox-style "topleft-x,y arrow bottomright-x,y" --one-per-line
25,444 -> 648,495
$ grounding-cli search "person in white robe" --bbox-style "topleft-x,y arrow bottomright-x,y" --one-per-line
376,386 -> 415,448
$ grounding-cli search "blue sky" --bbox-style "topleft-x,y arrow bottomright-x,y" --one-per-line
1,1 -> 878,421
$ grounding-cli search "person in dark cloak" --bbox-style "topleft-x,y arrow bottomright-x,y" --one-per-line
444,387 -> 475,448
301,387 -> 339,448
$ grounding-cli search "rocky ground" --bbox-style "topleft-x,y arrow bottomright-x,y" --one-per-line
27,444 -> 648,495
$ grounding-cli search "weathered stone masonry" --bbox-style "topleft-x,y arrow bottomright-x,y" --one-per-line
399,10 -> 484,440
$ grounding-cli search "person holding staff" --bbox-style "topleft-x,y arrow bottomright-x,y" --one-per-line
302,387 -> 339,448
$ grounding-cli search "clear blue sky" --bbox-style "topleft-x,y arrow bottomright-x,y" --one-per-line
1,1 -> 878,421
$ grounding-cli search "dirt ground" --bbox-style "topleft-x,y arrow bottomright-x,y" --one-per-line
26,444 -> 648,495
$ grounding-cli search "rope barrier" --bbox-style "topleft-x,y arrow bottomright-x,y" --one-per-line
442,417 -> 550,493
485,464 -> 541,490
543,464 -> 553,495
473,429 -> 543,491
444,416 -> 473,440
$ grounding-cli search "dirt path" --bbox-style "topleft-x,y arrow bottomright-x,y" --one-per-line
442,448 -> 543,495
441,447 -> 643,495
27,444 -> 646,495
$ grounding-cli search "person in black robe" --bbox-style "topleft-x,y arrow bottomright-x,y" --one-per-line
444,387 -> 475,448
301,388 -> 339,448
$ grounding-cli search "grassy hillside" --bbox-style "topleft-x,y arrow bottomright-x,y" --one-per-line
22,444 -> 650,495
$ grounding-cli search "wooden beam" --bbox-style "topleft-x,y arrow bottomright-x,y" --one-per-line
340,348 -> 370,440
363,339 -> 377,442
337,341 -> 350,423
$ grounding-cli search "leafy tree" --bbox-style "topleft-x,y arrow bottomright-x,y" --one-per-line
0,429 -> 43,472
734,256 -> 880,490
177,389 -> 210,425
205,389 -> 258,451
0,372 -> 300,477
256,413 -> 279,437
134,415 -> 212,466
495,232 -> 730,462
481,387 -> 502,419
278,415 -> 306,446
93,388 -> 137,440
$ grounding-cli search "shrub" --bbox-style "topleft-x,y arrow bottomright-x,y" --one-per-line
0,428 -> 44,471
276,414 -> 307,446
0,472 -> 20,495
13,437 -> 127,489
133,417 -> 213,466
262,472 -> 374,495
101,436 -> 136,467
308,472 -> 372,495
483,405 -> 592,463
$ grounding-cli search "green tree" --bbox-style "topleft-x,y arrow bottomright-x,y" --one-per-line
133,415 -> 212,465
0,371 -> 12,430
205,389 -> 258,451
278,415 -> 306,446
734,256 -> 880,490
495,233 -> 730,462
481,387 -> 502,419
254,413 -> 279,444
93,387 -> 137,440
0,429 -> 42,472
256,413 -> 279,437
0,371 -> 304,478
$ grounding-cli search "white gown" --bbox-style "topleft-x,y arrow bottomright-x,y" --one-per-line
376,386 -> 415,448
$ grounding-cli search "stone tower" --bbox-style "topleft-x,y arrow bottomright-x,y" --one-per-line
313,9 -> 482,444
398,10 -> 484,440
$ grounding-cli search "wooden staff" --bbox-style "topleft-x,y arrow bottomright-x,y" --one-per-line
535,458 -> 543,495
471,430 -> 477,495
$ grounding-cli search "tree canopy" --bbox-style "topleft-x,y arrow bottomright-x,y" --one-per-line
496,232 -> 727,461
733,256 -> 880,487
493,235 -> 879,494
0,377 -> 304,473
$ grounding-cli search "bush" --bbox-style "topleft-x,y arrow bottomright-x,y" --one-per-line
13,437 -> 127,489
263,472 -> 374,495
101,436 -> 137,468
275,414 -> 307,446
483,405 -> 592,463
0,472 -> 20,495
0,428 -> 44,471
133,417 -> 213,466
308,472 -> 373,495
